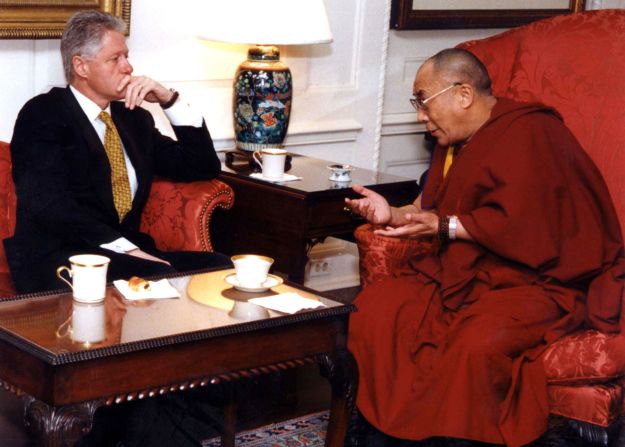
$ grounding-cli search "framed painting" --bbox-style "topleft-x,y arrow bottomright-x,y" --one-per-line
391,0 -> 586,29
0,0 -> 131,39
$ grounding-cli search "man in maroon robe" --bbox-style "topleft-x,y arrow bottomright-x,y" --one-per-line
345,49 -> 624,446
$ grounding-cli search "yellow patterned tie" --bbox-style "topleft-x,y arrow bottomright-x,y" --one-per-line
98,111 -> 132,222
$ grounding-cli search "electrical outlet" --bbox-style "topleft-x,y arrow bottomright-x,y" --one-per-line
305,238 -> 361,291
308,258 -> 331,277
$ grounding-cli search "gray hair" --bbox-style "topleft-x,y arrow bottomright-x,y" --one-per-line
429,48 -> 492,95
61,10 -> 126,83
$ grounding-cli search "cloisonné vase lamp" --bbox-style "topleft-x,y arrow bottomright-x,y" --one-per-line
200,0 -> 333,152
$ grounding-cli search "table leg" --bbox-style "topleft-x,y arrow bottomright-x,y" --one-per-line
276,237 -> 310,284
221,384 -> 237,447
284,237 -> 324,284
318,350 -> 358,447
22,395 -> 105,447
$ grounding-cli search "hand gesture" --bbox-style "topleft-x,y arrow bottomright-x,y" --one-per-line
374,211 -> 438,238
117,75 -> 174,110
344,184 -> 392,225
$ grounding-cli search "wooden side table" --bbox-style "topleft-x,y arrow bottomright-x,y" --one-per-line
213,154 -> 419,283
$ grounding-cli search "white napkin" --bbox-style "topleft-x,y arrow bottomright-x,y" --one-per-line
113,279 -> 181,301
249,293 -> 325,314
249,173 -> 302,183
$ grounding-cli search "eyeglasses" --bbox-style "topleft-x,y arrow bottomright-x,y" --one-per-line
410,82 -> 461,112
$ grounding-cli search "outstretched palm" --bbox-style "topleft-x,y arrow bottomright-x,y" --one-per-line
345,184 -> 392,225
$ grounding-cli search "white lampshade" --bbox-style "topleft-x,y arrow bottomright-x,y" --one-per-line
198,0 -> 333,45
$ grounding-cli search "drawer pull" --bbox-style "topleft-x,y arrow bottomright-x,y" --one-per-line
344,206 -> 364,221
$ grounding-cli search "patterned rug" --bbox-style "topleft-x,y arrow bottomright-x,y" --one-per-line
202,410 -> 329,447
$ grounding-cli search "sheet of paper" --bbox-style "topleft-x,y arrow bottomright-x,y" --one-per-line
249,293 -> 325,314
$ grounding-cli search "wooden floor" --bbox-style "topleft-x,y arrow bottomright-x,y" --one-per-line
0,285 -> 361,446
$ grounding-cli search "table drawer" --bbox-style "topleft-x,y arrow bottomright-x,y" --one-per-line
306,195 -> 363,231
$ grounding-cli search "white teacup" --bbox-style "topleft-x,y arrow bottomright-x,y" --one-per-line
56,301 -> 106,344
231,254 -> 274,288
252,148 -> 287,180
56,254 -> 110,303
229,301 -> 270,321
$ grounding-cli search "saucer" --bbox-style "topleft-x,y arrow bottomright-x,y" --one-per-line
250,172 -> 301,183
223,273 -> 283,292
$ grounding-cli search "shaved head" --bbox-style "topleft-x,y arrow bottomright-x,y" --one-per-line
412,48 -> 497,147
428,48 -> 492,95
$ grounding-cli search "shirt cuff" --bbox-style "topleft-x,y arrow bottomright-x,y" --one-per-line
163,96 -> 204,128
101,237 -> 139,254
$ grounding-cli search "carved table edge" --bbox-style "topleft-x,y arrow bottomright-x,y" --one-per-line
1,355 -> 330,408
0,378 -> 25,397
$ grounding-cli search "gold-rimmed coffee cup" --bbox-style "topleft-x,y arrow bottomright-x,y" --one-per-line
231,254 -> 274,288
56,254 -> 110,303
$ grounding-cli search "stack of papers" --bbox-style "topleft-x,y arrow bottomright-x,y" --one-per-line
249,293 -> 325,314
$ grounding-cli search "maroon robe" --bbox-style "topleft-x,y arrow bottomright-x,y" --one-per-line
348,99 -> 624,446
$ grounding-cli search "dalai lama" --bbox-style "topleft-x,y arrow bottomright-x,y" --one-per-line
345,48 -> 624,446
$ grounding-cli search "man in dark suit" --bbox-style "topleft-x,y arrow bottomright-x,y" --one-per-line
5,10 -> 229,294
4,10 -> 231,446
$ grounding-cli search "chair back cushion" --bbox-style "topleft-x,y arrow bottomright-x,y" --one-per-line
0,142 -> 16,295
460,9 -> 625,230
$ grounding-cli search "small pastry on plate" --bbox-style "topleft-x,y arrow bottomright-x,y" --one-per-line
128,276 -> 151,292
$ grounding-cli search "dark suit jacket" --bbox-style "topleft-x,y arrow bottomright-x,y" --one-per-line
4,86 -> 221,292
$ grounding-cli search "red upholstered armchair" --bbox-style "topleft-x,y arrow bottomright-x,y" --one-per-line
356,9 -> 625,444
0,140 -> 234,296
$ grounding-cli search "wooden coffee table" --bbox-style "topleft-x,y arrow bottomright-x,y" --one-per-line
0,269 -> 356,446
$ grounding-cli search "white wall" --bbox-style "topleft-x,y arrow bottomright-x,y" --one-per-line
589,0 -> 625,7
0,0 -> 621,176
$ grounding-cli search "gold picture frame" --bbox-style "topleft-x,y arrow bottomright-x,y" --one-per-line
391,0 -> 585,29
0,0 -> 132,39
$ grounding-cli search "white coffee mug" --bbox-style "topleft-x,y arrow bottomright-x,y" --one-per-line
231,254 -> 273,288
56,301 -> 106,344
71,301 -> 106,343
252,148 -> 287,180
56,254 -> 110,303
